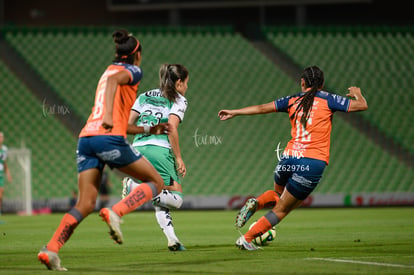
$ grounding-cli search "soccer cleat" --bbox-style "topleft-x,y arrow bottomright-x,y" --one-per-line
37,246 -> 68,271
235,198 -> 258,228
168,241 -> 186,251
235,236 -> 260,251
121,177 -> 133,199
99,208 -> 123,244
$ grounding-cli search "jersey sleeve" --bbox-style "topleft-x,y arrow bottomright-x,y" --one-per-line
131,95 -> 142,114
274,95 -> 292,113
170,95 -> 188,122
327,93 -> 351,112
125,65 -> 143,85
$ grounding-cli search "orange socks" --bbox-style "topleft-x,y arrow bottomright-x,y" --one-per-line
245,216 -> 272,242
256,190 -> 280,209
112,182 -> 157,217
245,210 -> 280,243
46,208 -> 83,253
45,183 -> 158,253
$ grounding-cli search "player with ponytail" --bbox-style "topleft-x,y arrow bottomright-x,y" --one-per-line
219,66 -> 368,250
290,66 -> 324,128
37,29 -> 168,270
123,63 -> 189,251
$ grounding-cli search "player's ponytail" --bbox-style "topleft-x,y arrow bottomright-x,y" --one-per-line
159,63 -> 189,102
112,29 -> 141,64
290,66 -> 324,128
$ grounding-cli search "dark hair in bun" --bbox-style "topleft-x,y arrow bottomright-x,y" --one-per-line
112,29 -> 141,64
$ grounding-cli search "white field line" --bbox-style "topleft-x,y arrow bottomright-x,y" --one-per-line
307,258 -> 414,269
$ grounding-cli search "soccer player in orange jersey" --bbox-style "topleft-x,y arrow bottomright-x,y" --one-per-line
218,66 -> 368,250
38,29 -> 168,271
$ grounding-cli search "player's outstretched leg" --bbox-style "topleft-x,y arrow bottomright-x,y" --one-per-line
235,198 -> 258,228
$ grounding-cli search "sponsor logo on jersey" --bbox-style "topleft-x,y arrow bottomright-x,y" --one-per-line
144,97 -> 168,107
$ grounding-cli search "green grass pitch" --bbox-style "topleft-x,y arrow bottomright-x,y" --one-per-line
0,207 -> 413,274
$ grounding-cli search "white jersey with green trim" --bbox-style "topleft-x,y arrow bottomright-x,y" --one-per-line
131,88 -> 187,148
0,145 -> 8,176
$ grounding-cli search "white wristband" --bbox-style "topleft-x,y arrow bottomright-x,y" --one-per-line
144,125 -> 150,134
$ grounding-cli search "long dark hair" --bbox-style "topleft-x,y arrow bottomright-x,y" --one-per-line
112,29 -> 142,64
290,66 -> 324,128
159,63 -> 189,102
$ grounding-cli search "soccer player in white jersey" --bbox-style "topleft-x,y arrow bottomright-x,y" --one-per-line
123,63 -> 189,251
0,132 -> 12,216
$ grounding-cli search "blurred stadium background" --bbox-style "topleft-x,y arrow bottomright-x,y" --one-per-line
0,0 -> 413,214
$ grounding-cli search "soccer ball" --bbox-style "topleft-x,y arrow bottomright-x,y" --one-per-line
249,222 -> 276,246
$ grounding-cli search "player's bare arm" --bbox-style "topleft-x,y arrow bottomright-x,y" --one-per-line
347,86 -> 368,112
126,109 -> 170,135
127,123 -> 170,135
4,161 -> 12,182
169,114 -> 186,177
218,102 -> 275,120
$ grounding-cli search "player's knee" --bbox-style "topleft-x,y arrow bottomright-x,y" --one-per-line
75,200 -> 96,216
154,181 -> 164,194
173,194 -> 183,209
165,195 -> 182,209
153,190 -> 183,209
274,182 -> 284,194
151,175 -> 165,194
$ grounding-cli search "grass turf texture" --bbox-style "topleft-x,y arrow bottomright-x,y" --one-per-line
0,207 -> 413,274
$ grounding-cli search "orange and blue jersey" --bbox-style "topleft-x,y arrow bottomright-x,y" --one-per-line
79,63 -> 143,138
274,91 -> 350,164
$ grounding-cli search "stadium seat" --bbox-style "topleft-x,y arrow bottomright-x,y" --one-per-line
1,25 -> 413,202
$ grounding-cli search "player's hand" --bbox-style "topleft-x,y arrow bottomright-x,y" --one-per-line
101,114 -> 113,133
176,157 -> 186,178
151,123 -> 170,135
346,86 -> 362,100
218,110 -> 235,121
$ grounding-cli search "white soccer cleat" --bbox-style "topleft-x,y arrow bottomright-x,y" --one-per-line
235,236 -> 260,251
99,208 -> 124,244
235,198 -> 258,228
37,246 -> 68,271
121,177 -> 133,199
